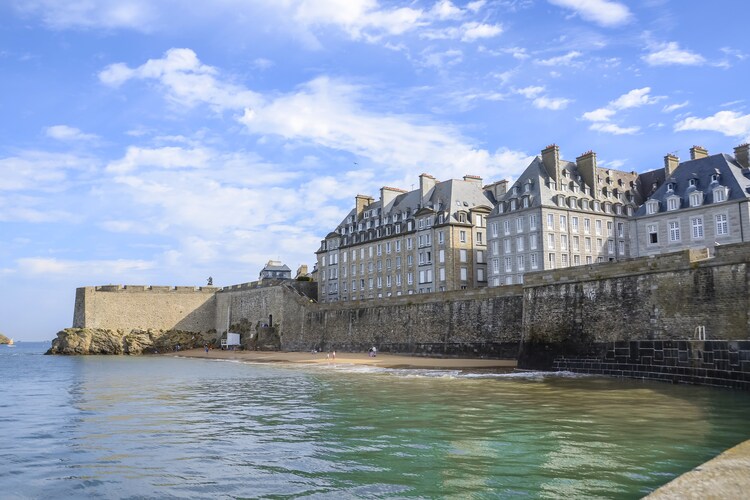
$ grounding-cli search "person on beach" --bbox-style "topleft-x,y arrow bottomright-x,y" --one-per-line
205,343 -> 209,353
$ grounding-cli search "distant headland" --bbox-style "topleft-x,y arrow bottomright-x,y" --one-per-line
0,333 -> 11,344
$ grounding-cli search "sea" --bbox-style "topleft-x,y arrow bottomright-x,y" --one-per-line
2,341 -> 750,499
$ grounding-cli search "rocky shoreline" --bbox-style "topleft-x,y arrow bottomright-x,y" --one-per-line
46,328 -> 214,355
0,332 -> 10,344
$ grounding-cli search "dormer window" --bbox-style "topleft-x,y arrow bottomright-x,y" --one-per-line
646,200 -> 659,215
666,182 -> 675,192
510,199 -> 517,210
689,192 -> 703,207
581,199 -> 590,210
522,196 -> 529,208
498,203 -> 505,214
688,178 -> 697,187
667,196 -> 680,211
524,183 -> 531,193
593,201 -> 601,211
711,173 -> 720,183
713,186 -> 727,203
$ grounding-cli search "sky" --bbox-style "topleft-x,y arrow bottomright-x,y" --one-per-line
1,0 -> 749,340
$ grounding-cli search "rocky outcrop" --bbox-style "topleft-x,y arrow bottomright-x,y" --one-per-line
46,328 -> 216,355
0,332 -> 10,344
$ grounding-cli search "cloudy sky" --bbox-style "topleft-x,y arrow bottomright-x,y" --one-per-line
2,0 -> 748,340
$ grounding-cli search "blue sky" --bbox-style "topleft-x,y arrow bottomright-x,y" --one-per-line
2,0 -> 749,340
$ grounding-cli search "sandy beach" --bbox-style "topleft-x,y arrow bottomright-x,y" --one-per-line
171,348 -> 517,370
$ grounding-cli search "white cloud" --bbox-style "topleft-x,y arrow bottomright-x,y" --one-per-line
17,257 -> 155,276
590,122 -> 639,135
106,146 -> 212,173
467,0 -> 486,13
460,22 -> 503,42
420,48 -> 463,68
0,151 -> 97,191
642,42 -> 705,66
535,51 -> 582,66
675,111 -> 750,140
514,86 -> 571,110
581,87 -> 660,134
11,0 -> 157,31
547,0 -> 632,27
662,101 -> 689,113
45,125 -> 98,141
431,0 -> 463,20
98,48 -> 261,111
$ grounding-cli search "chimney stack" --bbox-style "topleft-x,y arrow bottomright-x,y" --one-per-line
380,186 -> 405,210
541,144 -> 561,186
664,154 -> 680,176
734,143 -> 750,169
690,145 -> 708,160
463,174 -> 483,186
355,194 -> 374,217
486,179 -> 508,199
576,150 -> 598,199
419,173 -> 437,201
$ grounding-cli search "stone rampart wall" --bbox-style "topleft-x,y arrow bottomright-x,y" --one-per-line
73,285 -> 218,333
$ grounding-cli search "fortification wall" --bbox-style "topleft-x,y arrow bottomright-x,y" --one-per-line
287,286 -> 524,357
518,243 -> 750,388
73,285 -> 218,333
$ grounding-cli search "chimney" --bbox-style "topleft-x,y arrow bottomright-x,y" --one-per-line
576,150 -> 598,199
486,179 -> 508,199
355,194 -> 374,217
380,186 -> 405,210
664,154 -> 680,176
419,173 -> 437,200
690,145 -> 708,160
734,143 -> 750,169
541,144 -> 561,185
463,174 -> 483,186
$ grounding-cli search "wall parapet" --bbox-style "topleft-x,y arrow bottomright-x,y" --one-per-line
92,285 -> 218,293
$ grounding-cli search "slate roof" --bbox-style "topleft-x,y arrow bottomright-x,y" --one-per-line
633,154 -> 750,217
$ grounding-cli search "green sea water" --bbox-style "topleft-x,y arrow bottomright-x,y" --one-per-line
2,342 -> 750,498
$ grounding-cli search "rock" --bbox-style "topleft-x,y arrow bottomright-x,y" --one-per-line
0,332 -> 10,344
46,328 -> 215,355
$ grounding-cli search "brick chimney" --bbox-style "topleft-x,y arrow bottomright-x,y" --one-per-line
355,194 -> 374,217
690,145 -> 708,160
576,150 -> 598,199
664,154 -> 679,176
541,144 -> 561,186
463,174 -> 483,186
734,143 -> 750,169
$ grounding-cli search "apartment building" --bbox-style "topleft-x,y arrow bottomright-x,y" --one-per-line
486,145 -> 660,286
315,174 -> 495,303
631,144 -> 750,256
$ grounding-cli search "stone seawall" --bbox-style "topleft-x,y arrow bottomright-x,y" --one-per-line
73,285 -> 218,333
518,243 -> 750,389
288,286 -> 524,357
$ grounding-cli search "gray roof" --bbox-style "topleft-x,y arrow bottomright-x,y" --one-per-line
261,262 -> 291,272
633,153 -> 750,217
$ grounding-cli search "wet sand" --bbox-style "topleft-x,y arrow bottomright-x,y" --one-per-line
171,348 -> 517,370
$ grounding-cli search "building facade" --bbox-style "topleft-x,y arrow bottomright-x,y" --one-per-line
259,260 -> 292,281
315,174 -> 495,303
486,145 -> 661,286
631,144 -> 750,256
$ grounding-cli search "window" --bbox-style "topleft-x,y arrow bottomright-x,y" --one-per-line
376,276 -> 382,288
460,230 -> 467,242
516,236 -> 524,252
438,231 -> 445,244
561,254 -> 568,267
386,242 -> 391,254
407,273 -> 413,285
571,216 -> 579,232
396,240 -> 401,252
586,256 -> 592,264
396,274 -> 402,286
667,197 -> 680,211
548,233 -> 555,249
504,257 -> 512,272
460,267 -> 468,281
617,223 -> 624,238
491,240 -> 499,256
618,241 -> 625,255
459,249 -> 468,262
669,221 -> 681,242
716,214 -> 729,235
607,240 -> 614,255
529,215 -> 538,230
396,256 -> 401,268
607,221 -> 613,237
477,268 -> 485,282
517,255 -> 525,271
407,238 -> 413,250
572,236 -> 580,252
548,253 -> 555,269
492,258 -> 499,274
690,192 -> 703,207
504,220 -> 511,235
573,254 -> 580,266
648,224 -> 658,245
530,253 -> 538,269
439,249 -> 445,263
439,267 -> 446,281
595,220 -> 602,236
407,255 -> 413,266
477,250 -> 484,263
559,215 -> 567,231
691,217 -> 704,239
530,233 -> 538,250
584,218 -> 591,234
476,232 -> 483,244
491,222 -> 498,237
714,187 -> 727,203
546,214 -> 554,229
646,201 -> 658,215
585,237 -> 592,252
504,239 -> 511,254
560,234 -> 568,251
377,244 -> 382,256
516,217 -> 523,232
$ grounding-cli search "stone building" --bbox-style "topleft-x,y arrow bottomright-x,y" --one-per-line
630,144 -> 750,257
259,260 -> 292,281
486,145 -> 661,286
315,173 -> 496,303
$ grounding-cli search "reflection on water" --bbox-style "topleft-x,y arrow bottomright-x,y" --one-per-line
1,343 -> 749,499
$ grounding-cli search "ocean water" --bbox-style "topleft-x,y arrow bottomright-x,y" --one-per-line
2,342 -> 750,499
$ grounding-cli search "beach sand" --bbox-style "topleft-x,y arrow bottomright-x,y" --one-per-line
171,348 -> 517,370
